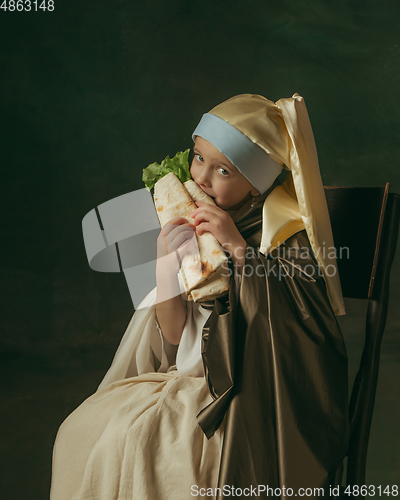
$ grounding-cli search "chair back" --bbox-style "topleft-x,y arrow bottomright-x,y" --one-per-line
324,184 -> 400,486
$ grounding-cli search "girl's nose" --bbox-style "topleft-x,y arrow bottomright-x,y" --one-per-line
195,168 -> 211,187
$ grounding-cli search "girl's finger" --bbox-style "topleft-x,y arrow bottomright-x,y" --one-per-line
166,227 -> 195,249
195,222 -> 214,236
162,218 -> 189,236
163,221 -> 195,239
171,232 -> 195,251
167,224 -> 195,242
170,229 -> 195,245
190,203 -> 224,219
192,211 -> 219,226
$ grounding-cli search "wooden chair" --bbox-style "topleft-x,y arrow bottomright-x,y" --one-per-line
324,183 -> 400,486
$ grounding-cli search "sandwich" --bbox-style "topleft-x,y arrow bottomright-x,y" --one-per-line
143,150 -> 230,301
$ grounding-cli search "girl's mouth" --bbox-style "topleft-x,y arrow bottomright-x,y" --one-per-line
196,183 -> 214,199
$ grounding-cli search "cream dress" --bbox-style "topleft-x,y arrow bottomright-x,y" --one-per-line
50,288 -> 224,500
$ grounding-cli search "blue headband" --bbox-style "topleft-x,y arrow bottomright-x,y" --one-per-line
192,113 -> 282,194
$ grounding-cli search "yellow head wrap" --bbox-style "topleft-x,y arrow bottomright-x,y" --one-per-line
194,93 -> 345,315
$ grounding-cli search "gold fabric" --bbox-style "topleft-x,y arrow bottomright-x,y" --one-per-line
210,93 -> 345,315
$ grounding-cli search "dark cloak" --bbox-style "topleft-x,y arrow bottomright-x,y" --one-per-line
196,190 -> 349,498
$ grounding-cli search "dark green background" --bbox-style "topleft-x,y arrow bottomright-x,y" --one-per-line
1,0 -> 399,497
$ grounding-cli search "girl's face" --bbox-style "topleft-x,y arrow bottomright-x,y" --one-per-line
190,137 -> 259,210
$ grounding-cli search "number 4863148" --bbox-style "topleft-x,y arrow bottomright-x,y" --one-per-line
1,1 -> 55,11
344,485 -> 398,496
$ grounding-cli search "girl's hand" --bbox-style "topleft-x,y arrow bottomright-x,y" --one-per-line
190,202 -> 247,270
156,217 -> 196,275
155,217 -> 191,341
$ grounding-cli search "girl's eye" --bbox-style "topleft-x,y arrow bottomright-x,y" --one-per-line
217,167 -> 229,176
195,154 -> 204,162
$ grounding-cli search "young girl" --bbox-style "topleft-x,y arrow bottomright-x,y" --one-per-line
51,93 -> 349,499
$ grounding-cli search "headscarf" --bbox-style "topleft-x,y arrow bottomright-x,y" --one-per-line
192,93 -> 345,315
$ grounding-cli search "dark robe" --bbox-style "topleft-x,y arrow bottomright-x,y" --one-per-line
197,191 -> 349,498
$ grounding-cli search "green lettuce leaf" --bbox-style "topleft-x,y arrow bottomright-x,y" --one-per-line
142,149 -> 191,191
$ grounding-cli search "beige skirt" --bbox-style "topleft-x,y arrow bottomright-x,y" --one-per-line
50,370 -> 224,500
